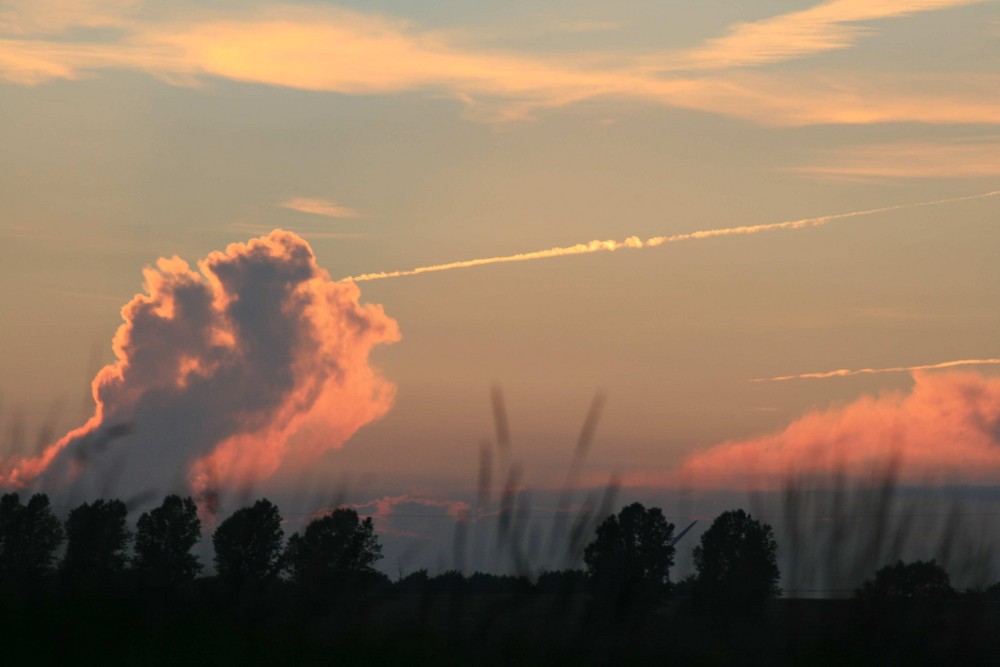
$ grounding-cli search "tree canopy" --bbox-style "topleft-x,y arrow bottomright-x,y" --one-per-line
856,559 -> 953,601
61,498 -> 132,588
0,492 -> 64,587
693,509 -> 780,615
284,507 -> 382,587
583,502 -> 675,598
133,494 -> 202,586
212,498 -> 284,584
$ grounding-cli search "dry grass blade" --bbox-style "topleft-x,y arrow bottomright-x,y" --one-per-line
490,385 -> 510,452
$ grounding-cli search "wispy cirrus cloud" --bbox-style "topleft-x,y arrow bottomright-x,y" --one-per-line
788,136 -> 1000,180
676,0 -> 990,69
0,2 -> 995,125
753,358 -> 1000,382
0,0 -> 139,35
280,197 -> 362,219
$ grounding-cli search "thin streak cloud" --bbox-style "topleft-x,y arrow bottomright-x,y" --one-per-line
280,197 -> 362,219
753,358 -> 1000,382
342,190 -> 1000,282
788,137 -> 1000,180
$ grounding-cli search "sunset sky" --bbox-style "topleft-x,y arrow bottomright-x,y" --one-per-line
2,1 -> 999,576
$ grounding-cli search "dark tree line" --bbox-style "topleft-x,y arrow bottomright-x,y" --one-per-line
0,492 -> 62,589
4,491 -> 998,663
1,490 -> 974,614
0,492 -> 383,595
0,491 -> 782,611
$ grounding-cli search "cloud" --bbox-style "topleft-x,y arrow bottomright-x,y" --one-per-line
659,71 -> 1000,127
0,36 -> 192,86
346,495 -> 471,538
787,137 -> 1000,180
753,358 -> 1000,382
280,197 -> 361,219
356,494 -> 471,521
343,190 -> 999,282
0,0 -> 139,36
678,0 -> 988,69
0,230 -> 400,500
0,3 -> 995,125
674,371 -> 1000,489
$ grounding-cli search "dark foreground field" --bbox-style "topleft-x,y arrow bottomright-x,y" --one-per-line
4,584 -> 999,665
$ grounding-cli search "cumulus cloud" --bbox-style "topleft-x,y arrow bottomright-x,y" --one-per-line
674,371 -> 1000,489
0,230 -> 400,500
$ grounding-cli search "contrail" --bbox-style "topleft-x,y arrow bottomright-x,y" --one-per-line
341,189 -> 1000,282
752,358 -> 1000,382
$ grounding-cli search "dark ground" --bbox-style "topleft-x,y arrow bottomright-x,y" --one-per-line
4,584 -> 1000,665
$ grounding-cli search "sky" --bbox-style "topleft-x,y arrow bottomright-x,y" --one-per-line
1,0 -> 999,581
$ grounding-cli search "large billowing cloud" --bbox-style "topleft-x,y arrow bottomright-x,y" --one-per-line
0,230 -> 399,500
675,371 -> 1000,489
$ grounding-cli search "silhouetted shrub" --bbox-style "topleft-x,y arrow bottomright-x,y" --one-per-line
855,559 -> 953,602
852,559 -> 958,661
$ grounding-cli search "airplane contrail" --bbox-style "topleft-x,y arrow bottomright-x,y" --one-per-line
341,189 -> 1000,282
752,358 -> 1000,382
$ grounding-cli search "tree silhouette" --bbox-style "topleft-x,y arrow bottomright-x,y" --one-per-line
61,498 -> 132,589
212,498 -> 284,585
856,559 -> 953,601
583,502 -> 675,600
0,492 -> 64,589
693,509 -> 780,616
133,495 -> 202,586
852,559 -> 956,659
284,508 -> 382,588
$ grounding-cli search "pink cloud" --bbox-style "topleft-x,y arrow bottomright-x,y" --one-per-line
673,371 -> 1000,489
1,4 -> 996,125
1,230 -> 400,502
